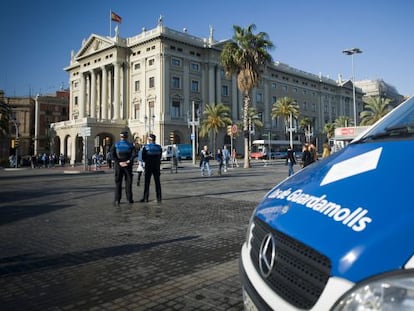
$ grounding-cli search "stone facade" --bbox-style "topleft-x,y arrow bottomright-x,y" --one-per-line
54,24 -> 364,164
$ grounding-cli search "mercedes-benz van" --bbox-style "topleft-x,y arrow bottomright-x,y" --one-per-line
240,96 -> 414,310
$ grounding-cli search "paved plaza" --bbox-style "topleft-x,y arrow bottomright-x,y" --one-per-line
0,160 -> 289,310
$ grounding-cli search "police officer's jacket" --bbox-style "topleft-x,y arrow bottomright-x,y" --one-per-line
142,143 -> 162,167
111,140 -> 135,165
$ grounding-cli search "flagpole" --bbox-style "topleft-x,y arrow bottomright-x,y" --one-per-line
109,10 -> 112,37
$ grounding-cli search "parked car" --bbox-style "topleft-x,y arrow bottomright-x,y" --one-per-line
240,96 -> 414,310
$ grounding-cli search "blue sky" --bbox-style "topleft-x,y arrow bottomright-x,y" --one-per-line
1,0 -> 413,97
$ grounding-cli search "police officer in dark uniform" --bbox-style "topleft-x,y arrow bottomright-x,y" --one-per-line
140,134 -> 162,202
110,131 -> 136,206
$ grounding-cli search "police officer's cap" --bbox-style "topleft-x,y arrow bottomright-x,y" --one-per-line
149,134 -> 156,141
120,131 -> 129,138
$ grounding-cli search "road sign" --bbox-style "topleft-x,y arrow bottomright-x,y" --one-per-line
231,124 -> 238,134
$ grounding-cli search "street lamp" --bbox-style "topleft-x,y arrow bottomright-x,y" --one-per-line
10,118 -> 19,168
342,48 -> 362,127
286,112 -> 296,149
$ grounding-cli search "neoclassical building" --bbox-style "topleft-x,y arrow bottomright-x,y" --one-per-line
53,22 -> 363,165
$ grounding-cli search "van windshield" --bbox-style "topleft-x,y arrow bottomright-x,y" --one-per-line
356,96 -> 414,143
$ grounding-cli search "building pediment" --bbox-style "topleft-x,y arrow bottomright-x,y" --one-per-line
75,34 -> 115,60
340,80 -> 354,88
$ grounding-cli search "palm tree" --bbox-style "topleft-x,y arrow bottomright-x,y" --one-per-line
221,24 -> 273,168
299,117 -> 313,143
271,97 -> 300,142
360,96 -> 392,126
199,103 -> 232,151
248,106 -> 264,134
335,116 -> 353,127
323,123 -> 335,141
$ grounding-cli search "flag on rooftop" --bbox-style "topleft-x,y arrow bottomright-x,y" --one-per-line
111,11 -> 122,23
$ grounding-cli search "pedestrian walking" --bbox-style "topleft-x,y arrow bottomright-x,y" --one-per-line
216,148 -> 224,176
301,143 -> 314,168
140,134 -> 162,203
222,145 -> 230,172
286,146 -> 297,176
231,148 -> 239,168
110,131 -> 136,206
136,144 -> 144,186
106,151 -> 112,169
322,143 -> 331,158
200,145 -> 212,176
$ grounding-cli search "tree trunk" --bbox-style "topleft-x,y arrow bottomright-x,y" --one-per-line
243,94 -> 250,168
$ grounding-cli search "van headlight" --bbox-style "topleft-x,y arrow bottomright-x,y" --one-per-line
332,270 -> 414,311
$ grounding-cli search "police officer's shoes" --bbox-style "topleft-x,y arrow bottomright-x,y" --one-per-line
114,201 -> 120,207
140,198 -> 148,202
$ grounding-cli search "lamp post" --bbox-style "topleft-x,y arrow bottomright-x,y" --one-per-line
188,101 -> 199,166
286,112 -> 296,149
11,118 -> 19,168
342,48 -> 362,127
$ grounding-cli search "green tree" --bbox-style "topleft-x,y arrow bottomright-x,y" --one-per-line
323,123 -> 335,141
360,96 -> 392,126
248,106 -> 264,134
271,97 -> 299,143
299,117 -> 313,142
221,24 -> 273,168
335,116 -> 353,127
199,103 -> 232,151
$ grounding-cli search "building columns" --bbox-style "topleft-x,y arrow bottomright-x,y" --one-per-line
90,70 -> 97,118
113,62 -> 120,120
79,73 -> 86,118
101,66 -> 108,120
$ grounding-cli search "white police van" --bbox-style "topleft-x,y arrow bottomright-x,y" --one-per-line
240,96 -> 414,310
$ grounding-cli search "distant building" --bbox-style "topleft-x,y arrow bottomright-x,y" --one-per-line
54,23 -> 365,163
0,90 -> 69,166
354,79 -> 405,106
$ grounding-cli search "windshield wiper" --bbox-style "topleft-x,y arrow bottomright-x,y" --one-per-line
358,123 -> 414,142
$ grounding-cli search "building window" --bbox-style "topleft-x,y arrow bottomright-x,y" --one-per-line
191,62 -> 200,71
272,96 -> 277,104
148,58 -> 155,66
272,83 -> 277,89
172,101 -> 180,118
74,96 -> 78,105
312,103 -> 316,112
134,80 -> 140,92
134,63 -> 140,70
172,76 -> 181,89
134,104 -> 140,119
171,58 -> 181,67
303,101 -> 308,111
258,112 -> 263,122
256,92 -> 263,103
221,85 -> 229,97
191,80 -> 200,92
282,85 -> 287,92
149,77 -> 155,88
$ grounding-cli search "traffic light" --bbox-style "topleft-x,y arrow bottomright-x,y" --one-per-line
227,125 -> 232,136
169,131 -> 175,143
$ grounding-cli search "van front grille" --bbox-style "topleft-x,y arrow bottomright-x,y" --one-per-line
250,217 -> 331,309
